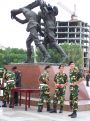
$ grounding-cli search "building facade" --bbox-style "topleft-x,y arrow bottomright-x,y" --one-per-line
56,20 -> 90,68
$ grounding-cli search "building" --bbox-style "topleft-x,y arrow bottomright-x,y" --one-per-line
56,20 -> 90,68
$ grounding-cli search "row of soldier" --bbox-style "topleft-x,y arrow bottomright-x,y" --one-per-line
0,66 -> 21,108
0,62 -> 84,118
38,62 -> 84,118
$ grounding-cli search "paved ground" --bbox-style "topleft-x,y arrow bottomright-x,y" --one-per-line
0,105 -> 90,121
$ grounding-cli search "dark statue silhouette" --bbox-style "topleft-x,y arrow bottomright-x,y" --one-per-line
11,0 -> 68,63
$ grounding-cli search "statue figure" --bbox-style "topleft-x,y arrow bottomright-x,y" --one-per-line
11,0 -> 68,63
22,0 -> 68,62
11,7 -> 50,63
38,3 -> 68,62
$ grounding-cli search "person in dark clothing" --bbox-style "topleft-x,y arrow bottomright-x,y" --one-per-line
12,66 -> 21,106
86,71 -> 90,86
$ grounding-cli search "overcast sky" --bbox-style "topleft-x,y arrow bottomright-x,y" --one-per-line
0,0 -> 90,49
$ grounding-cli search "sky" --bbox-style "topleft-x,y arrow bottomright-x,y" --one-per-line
0,0 -> 90,50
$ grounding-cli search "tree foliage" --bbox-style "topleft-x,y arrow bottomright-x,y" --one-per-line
36,43 -> 84,69
61,43 -> 84,68
0,48 -> 27,67
0,43 -> 84,69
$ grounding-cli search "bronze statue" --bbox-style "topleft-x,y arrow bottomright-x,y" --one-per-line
11,7 -> 50,63
11,0 -> 68,63
38,2 -> 68,62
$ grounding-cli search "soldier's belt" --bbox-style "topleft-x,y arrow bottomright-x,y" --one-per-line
44,92 -> 50,95
7,80 -> 15,83
40,84 -> 48,87
38,102 -> 43,106
39,84 -> 48,89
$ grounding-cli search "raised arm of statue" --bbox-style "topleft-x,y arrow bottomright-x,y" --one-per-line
25,0 -> 40,9
25,0 -> 45,9
14,16 -> 28,24
40,2 -> 49,14
11,9 -> 23,19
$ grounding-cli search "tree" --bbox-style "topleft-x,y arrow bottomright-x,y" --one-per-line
36,43 -> 84,69
0,48 -> 27,66
0,43 -> 84,69
62,43 -> 84,68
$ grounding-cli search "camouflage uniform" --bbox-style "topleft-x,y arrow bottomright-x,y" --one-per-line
0,68 -> 5,86
69,67 -> 83,112
51,72 -> 67,113
38,70 -> 50,112
2,70 -> 15,107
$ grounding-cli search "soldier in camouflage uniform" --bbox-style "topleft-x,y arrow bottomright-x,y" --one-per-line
68,61 -> 84,118
50,64 -> 68,113
0,68 -> 7,106
37,65 -> 51,112
0,68 -> 6,87
2,69 -> 15,108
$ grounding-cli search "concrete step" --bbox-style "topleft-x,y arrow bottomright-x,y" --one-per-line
21,97 -> 90,111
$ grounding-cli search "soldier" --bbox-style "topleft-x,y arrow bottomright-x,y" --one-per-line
2,69 -> 15,108
11,6 -> 50,63
0,68 -> 6,87
12,66 -> 21,106
68,61 -> 84,118
37,65 -> 51,112
0,67 -> 7,107
50,64 -> 68,113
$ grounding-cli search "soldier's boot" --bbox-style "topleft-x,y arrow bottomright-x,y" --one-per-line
68,113 -> 73,117
51,43 -> 68,62
47,103 -> 51,111
9,98 -> 13,108
71,111 -> 77,118
50,104 -> 57,113
2,101 -> 7,107
68,111 -> 77,117
38,44 -> 51,62
59,106 -> 63,113
37,105 -> 43,112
